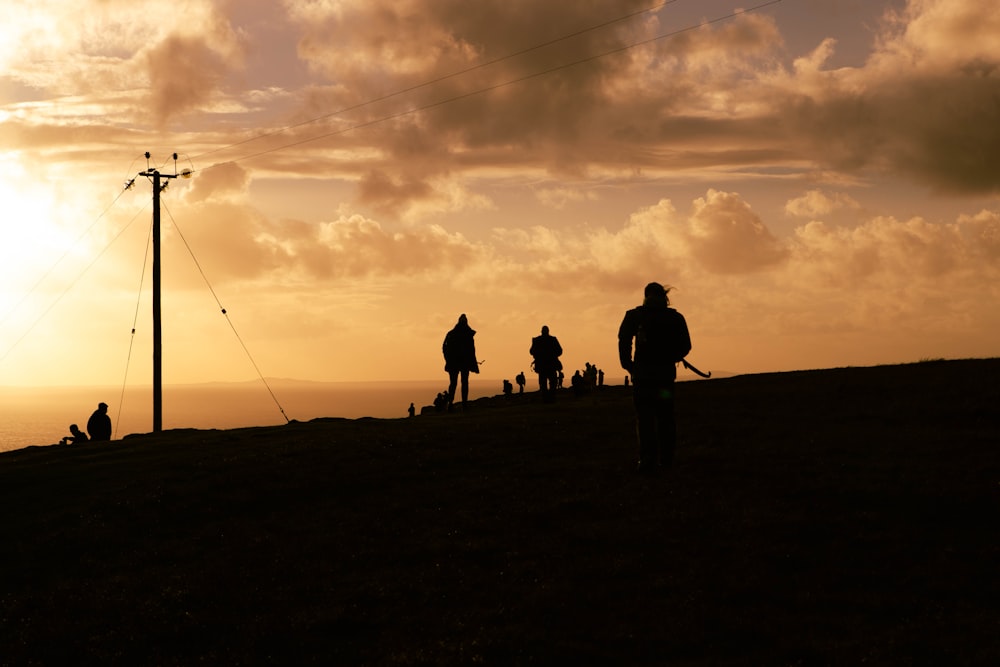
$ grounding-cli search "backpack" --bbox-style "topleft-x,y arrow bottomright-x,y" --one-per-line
634,305 -> 690,371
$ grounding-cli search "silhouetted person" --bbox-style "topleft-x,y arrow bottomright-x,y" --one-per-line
60,424 -> 88,445
515,372 -> 526,394
503,379 -> 513,397
530,325 -> 563,402
87,402 -> 112,442
618,282 -> 691,474
442,314 -> 479,410
408,402 -> 415,418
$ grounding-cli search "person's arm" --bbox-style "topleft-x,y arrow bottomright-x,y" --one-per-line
618,311 -> 636,372
674,312 -> 692,361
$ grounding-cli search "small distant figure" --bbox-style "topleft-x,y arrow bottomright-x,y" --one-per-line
434,391 -> 449,413
87,402 -> 112,442
530,325 -> 563,403
60,424 -> 89,445
598,369 -> 604,388
624,375 -> 630,387
408,402 -> 416,418
515,372 -> 526,394
571,369 -> 586,396
618,282 -> 692,474
503,379 -> 513,397
442,314 -> 480,411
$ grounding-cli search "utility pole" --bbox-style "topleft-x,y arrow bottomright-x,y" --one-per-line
137,153 -> 180,433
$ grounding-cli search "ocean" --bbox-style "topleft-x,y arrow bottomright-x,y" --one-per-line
0,379 -> 505,453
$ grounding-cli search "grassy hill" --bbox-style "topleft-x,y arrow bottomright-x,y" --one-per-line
2,359 -> 998,665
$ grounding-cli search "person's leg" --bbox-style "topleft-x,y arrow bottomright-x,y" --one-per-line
543,373 -> 556,401
655,383 -> 677,468
633,383 -> 657,471
448,371 -> 458,404
460,369 -> 470,404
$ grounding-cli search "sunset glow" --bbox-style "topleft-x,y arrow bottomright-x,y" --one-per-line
1,0 -> 998,387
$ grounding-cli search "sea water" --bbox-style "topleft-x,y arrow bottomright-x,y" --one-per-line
0,379 -> 504,453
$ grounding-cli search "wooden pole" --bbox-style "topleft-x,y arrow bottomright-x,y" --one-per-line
152,170 -> 162,433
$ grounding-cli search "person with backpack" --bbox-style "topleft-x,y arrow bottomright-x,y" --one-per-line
618,282 -> 692,474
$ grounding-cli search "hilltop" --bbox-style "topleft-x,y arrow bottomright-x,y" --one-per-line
1,359 -> 998,665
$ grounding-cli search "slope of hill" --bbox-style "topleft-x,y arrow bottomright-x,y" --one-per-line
2,359 -> 997,665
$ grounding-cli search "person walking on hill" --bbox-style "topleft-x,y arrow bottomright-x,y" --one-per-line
442,314 -> 480,411
87,402 -> 113,442
529,325 -> 563,403
618,282 -> 691,474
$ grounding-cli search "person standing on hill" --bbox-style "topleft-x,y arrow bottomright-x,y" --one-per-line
529,325 -> 563,403
618,282 -> 691,474
87,402 -> 113,442
442,314 -> 480,411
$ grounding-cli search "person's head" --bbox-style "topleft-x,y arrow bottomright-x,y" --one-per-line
457,314 -> 468,326
541,325 -> 549,335
70,424 -> 81,434
98,402 -> 108,413
643,282 -> 671,305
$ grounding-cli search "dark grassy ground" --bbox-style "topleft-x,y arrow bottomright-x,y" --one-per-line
2,359 -> 998,665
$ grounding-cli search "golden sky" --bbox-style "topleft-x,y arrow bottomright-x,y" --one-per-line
1,0 -> 998,386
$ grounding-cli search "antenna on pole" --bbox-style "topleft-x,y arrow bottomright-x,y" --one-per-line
137,152 -> 181,434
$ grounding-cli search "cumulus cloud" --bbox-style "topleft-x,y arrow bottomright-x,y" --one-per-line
183,162 -> 251,202
163,191 -> 482,284
267,213 -> 481,279
785,190 -> 861,218
687,189 -> 788,273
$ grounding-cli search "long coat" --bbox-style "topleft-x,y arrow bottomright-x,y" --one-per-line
443,321 -> 480,374
529,333 -> 563,375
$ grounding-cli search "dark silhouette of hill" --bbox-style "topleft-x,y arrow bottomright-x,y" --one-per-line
2,359 -> 997,665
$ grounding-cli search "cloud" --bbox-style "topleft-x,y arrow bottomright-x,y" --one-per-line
785,190 -> 861,218
277,1 -> 786,201
162,190 -> 483,284
535,186 -> 598,210
687,189 -> 789,273
141,13 -> 246,126
184,162 -> 251,202
773,0 -> 1000,193
289,214 -> 482,279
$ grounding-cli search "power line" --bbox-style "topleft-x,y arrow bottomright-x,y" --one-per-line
116,215 -> 155,440
161,199 -> 290,424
